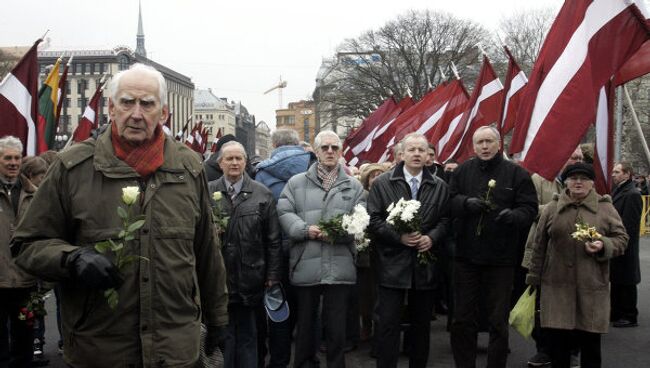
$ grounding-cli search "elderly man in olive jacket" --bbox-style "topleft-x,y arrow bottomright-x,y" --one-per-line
278,130 -> 364,368
449,126 -> 537,368
12,64 -> 228,368
367,133 -> 450,368
208,141 -> 281,368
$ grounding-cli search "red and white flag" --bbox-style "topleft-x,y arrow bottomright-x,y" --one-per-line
211,127 -> 223,153
428,80 -> 470,157
359,96 -> 415,164
162,110 -> 173,136
499,47 -> 528,137
343,96 -> 397,164
72,82 -> 104,142
511,0 -> 649,181
0,39 -> 41,155
438,56 -> 504,163
55,56 -> 71,129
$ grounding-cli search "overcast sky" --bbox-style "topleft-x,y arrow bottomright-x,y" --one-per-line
1,0 -> 568,128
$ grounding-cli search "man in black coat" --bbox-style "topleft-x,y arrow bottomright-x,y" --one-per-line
449,126 -> 537,368
367,133 -> 450,368
610,162 -> 643,328
208,141 -> 282,368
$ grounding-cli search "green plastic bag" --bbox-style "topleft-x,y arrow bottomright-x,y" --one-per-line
509,286 -> 536,339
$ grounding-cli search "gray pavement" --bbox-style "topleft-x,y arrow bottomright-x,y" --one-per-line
39,237 -> 650,367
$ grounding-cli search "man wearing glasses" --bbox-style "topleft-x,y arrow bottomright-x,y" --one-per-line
277,131 -> 364,368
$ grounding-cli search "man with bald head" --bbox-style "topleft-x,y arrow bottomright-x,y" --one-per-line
13,63 -> 229,367
449,126 -> 537,368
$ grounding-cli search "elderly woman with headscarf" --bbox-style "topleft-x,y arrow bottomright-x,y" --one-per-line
526,163 -> 628,368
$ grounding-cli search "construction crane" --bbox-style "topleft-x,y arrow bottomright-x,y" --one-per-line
264,76 -> 288,109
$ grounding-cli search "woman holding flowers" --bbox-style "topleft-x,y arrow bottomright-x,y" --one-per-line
526,163 -> 628,368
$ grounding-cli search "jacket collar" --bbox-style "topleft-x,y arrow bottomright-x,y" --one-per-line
477,153 -> 503,171
305,162 -> 350,188
389,161 -> 437,185
612,179 -> 634,197
557,188 -> 600,214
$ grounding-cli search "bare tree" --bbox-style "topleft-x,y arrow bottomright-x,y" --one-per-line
0,49 -> 18,80
314,10 -> 489,128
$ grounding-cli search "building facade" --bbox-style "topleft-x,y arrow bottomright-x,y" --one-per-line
255,121 -> 271,159
275,100 -> 316,145
194,88 -> 236,143
234,102 -> 257,157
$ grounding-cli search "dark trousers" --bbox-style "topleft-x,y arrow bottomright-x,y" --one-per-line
450,262 -> 514,368
376,286 -> 435,368
0,288 -> 34,368
294,285 -> 351,368
544,328 -> 601,368
530,287 -> 550,354
610,283 -> 638,322
224,304 -> 258,368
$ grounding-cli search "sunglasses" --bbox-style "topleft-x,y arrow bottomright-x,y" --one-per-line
320,145 -> 340,152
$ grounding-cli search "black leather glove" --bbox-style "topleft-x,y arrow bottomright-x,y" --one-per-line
66,247 -> 123,290
495,208 -> 515,225
465,197 -> 489,214
205,325 -> 227,356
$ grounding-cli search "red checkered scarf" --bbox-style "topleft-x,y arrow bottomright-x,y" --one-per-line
317,163 -> 339,192
111,123 -> 165,179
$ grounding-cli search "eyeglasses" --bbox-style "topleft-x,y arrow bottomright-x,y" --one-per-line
320,145 -> 340,152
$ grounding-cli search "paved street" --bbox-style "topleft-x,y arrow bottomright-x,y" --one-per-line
39,237 -> 650,367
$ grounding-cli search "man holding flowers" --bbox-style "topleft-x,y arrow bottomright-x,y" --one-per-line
12,64 -> 228,368
448,126 -> 537,368
367,132 -> 450,368
277,130 -> 364,368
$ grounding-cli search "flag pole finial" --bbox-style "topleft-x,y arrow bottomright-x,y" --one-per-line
450,62 -> 461,80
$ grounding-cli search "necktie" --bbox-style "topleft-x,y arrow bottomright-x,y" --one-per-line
410,177 -> 419,200
228,185 -> 236,200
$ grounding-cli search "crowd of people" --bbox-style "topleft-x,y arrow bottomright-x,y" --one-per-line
0,63 -> 646,368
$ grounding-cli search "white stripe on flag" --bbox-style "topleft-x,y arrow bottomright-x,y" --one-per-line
595,86 -> 609,179
0,73 -> 36,155
416,102 -> 449,135
81,106 -> 96,122
501,71 -> 528,128
437,113 -> 463,154
520,0 -> 631,160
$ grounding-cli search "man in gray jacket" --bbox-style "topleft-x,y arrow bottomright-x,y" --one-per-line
277,131 -> 364,368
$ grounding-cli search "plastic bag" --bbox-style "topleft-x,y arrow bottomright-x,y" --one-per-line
509,286 -> 536,339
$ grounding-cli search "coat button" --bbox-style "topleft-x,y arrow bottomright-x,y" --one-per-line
179,175 -> 184,180
150,184 -> 156,189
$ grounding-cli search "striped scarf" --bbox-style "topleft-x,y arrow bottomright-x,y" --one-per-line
317,163 -> 339,192
111,123 -> 165,179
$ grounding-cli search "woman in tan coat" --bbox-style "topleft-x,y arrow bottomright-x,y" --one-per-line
526,163 -> 628,368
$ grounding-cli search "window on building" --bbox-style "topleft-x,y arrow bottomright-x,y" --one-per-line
285,116 -> 295,125
77,79 -> 86,92
304,118 -> 310,142
89,63 -> 95,74
81,63 -> 87,75
65,83 -> 71,95
66,98 -> 71,108
95,63 -> 101,74
74,63 -> 82,74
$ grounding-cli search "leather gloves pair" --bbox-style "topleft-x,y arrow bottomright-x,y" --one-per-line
65,247 -> 123,290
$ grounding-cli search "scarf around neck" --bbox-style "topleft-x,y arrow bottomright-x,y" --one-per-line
317,163 -> 339,192
111,122 -> 165,179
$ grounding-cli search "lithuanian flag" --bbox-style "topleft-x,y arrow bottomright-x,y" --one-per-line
36,57 -> 61,153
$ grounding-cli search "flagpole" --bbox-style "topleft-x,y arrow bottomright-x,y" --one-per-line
614,86 -> 623,162
623,85 -> 650,167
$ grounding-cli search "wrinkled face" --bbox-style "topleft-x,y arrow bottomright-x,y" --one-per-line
566,175 -> 594,200
473,129 -> 500,161
218,145 -> 246,183
316,135 -> 341,169
425,147 -> 436,166
109,70 -> 168,146
0,148 -> 22,181
402,137 -> 428,172
611,164 -> 630,186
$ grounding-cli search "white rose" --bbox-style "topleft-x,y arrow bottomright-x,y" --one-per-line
213,191 -> 222,201
122,186 -> 140,205
488,179 -> 496,188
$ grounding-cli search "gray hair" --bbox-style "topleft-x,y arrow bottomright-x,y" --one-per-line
109,63 -> 168,108
400,132 -> 428,146
314,130 -> 341,149
0,135 -> 23,154
300,141 -> 312,149
272,129 -> 300,147
217,141 -> 247,162
472,125 -> 501,143
392,141 -> 404,156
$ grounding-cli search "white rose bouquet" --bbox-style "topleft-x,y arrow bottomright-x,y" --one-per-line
212,191 -> 230,235
94,186 -> 148,309
386,198 -> 434,264
319,204 -> 371,251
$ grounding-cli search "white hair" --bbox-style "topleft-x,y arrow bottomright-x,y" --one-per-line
314,130 -> 341,149
472,125 -> 501,143
0,135 -> 23,154
109,63 -> 168,108
217,141 -> 247,162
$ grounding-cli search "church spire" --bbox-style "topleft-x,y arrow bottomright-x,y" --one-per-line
135,0 -> 147,58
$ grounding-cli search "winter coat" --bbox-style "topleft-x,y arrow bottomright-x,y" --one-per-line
255,145 -> 315,202
208,174 -> 282,306
13,129 -> 229,368
367,162 -> 450,289
526,189 -> 628,333
277,163 -> 365,286
610,179 -> 642,285
522,174 -> 564,269
1,175 -> 37,288
449,155 -> 538,266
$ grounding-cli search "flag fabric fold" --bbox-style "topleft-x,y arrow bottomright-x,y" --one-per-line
72,83 -> 104,143
499,47 -> 528,137
0,39 -> 41,156
359,96 -> 415,164
343,97 -> 398,165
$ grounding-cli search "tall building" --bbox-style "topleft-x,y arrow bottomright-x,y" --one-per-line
255,121 -> 271,159
34,2 -> 193,139
275,100 -> 316,144
194,89 -> 236,142
235,102 -> 257,157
